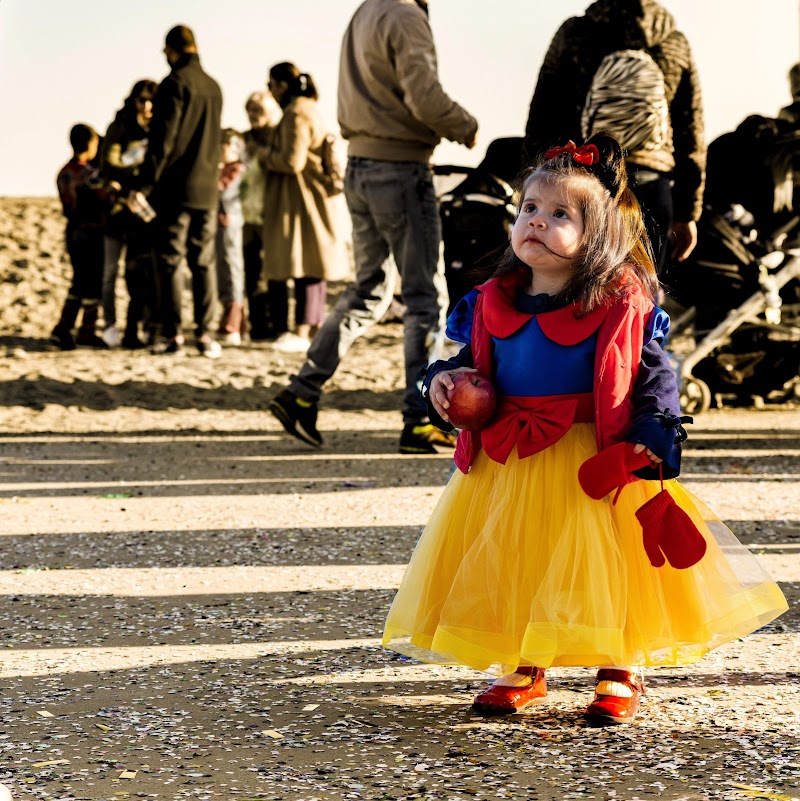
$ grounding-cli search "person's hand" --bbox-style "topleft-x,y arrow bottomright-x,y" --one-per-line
671,220 -> 697,262
218,212 -> 229,228
633,442 -> 663,465
429,367 -> 478,422
108,181 -> 122,192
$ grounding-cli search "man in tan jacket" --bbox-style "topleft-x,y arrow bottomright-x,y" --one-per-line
270,0 -> 478,453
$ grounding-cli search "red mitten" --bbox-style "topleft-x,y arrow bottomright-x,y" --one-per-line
578,442 -> 653,500
635,490 -> 708,569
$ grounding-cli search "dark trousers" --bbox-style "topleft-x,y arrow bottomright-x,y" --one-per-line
267,280 -> 289,336
65,225 -> 104,301
243,222 -> 270,336
54,224 -> 104,334
629,168 -> 673,277
125,242 -> 159,339
156,207 -> 217,339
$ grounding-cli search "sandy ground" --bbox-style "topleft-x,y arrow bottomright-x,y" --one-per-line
0,197 -> 799,801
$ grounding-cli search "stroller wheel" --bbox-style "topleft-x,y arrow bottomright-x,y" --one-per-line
680,376 -> 712,415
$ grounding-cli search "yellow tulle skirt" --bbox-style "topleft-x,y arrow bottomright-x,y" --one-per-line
383,423 -> 787,674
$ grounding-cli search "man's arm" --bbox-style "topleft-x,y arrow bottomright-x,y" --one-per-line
389,6 -> 477,146
668,34 -> 706,230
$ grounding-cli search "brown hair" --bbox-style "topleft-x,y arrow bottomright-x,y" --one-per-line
269,61 -> 319,108
489,132 -> 657,312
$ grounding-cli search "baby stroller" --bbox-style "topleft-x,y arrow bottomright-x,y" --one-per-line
434,137 -> 521,314
668,114 -> 800,413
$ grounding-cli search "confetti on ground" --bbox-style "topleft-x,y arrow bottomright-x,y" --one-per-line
732,784 -> 800,801
0,217 -> 797,801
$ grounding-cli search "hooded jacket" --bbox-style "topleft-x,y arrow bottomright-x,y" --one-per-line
523,0 -> 705,222
337,0 -> 478,163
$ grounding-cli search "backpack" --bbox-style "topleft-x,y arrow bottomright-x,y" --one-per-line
320,133 -> 345,195
581,49 -> 669,154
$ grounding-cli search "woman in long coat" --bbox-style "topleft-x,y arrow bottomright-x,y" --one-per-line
259,61 -> 348,352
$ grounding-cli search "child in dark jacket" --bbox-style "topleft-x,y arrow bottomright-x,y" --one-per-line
51,124 -> 117,350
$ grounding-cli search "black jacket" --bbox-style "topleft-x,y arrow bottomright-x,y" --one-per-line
141,53 -> 223,210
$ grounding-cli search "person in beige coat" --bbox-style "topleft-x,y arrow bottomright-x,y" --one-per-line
258,61 -> 348,352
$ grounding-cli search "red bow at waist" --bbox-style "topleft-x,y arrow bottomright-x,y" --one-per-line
454,392 -> 595,473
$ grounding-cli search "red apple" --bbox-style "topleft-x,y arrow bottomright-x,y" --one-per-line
447,372 -> 497,431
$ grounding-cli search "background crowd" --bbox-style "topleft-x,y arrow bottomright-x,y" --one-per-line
50,0 -> 799,448
52,26 -> 347,359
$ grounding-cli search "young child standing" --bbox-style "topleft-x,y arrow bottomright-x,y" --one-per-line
51,124 -> 115,350
382,134 -> 787,725
216,128 -> 246,346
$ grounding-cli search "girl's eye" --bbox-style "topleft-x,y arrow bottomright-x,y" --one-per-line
524,204 -> 537,213
554,209 -> 567,219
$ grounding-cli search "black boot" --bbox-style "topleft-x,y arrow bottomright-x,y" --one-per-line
76,303 -> 108,348
50,295 -> 82,350
121,320 -> 146,349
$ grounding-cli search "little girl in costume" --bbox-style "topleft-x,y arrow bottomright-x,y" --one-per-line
382,133 -> 787,725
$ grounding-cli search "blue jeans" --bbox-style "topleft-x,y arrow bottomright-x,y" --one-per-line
290,158 -> 446,424
216,222 -> 245,304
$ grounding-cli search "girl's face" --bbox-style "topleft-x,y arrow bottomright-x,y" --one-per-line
246,102 -> 268,128
511,177 -> 585,287
221,139 -> 242,165
136,94 -> 153,126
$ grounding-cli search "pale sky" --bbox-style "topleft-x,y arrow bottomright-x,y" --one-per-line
0,0 -> 798,196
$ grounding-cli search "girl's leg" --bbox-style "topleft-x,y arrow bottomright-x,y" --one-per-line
585,666 -> 646,726
472,666 -> 547,716
294,278 -> 326,340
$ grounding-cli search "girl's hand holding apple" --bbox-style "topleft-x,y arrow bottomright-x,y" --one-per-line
429,367 -> 478,423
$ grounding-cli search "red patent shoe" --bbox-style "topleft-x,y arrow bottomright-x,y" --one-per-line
472,667 -> 547,715
584,668 -> 646,725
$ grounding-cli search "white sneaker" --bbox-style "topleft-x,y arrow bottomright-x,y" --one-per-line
198,339 -> 222,359
102,326 -> 121,348
272,332 -> 311,353
219,331 -> 242,347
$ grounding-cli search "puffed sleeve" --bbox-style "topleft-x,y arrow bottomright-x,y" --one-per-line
445,289 -> 478,344
419,290 -> 479,431
627,307 -> 691,480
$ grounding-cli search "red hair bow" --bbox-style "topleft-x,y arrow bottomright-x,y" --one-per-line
544,140 -> 600,166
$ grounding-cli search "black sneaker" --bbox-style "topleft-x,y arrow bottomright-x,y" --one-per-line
151,337 -> 184,355
121,334 -> 147,350
399,423 -> 457,454
49,327 -> 76,351
269,389 -> 323,447
76,331 -> 109,349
